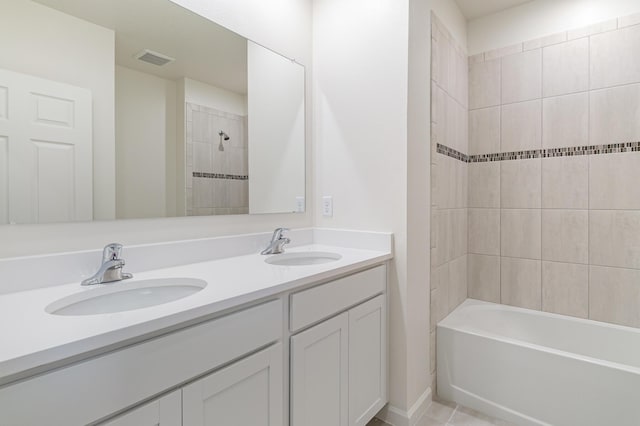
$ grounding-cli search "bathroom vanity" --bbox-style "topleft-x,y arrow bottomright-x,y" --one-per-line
0,229 -> 391,426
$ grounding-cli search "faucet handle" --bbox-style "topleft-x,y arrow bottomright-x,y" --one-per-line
102,243 -> 124,262
273,228 -> 290,240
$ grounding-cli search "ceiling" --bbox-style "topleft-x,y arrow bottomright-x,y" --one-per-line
454,0 -> 535,20
35,0 -> 248,94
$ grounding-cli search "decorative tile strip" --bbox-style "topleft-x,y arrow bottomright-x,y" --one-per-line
437,142 -> 640,163
436,144 -> 469,162
193,172 -> 248,180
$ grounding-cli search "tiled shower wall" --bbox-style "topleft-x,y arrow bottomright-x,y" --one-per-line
429,14 -> 468,386
461,13 -> 640,328
186,103 -> 248,216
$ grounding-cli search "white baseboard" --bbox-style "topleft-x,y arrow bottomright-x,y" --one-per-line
376,387 -> 432,426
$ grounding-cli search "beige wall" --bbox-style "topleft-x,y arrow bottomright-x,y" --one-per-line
0,0 -> 115,220
184,78 -> 247,116
467,0 -> 640,54
115,66 -> 176,220
0,0 -> 313,258
466,14 -> 640,329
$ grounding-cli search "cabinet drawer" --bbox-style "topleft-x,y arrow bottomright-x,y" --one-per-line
290,265 -> 386,332
0,299 -> 282,426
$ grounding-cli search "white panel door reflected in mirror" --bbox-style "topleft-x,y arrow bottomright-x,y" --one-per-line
0,0 -> 305,224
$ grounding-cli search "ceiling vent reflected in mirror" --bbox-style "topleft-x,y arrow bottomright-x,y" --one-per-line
134,49 -> 175,66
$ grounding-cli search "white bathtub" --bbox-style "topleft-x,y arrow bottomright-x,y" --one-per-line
437,299 -> 640,426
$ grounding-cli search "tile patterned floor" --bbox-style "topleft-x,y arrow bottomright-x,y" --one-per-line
367,399 -> 517,426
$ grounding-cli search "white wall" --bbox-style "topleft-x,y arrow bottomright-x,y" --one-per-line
0,0 -> 312,258
183,78 -> 246,116
468,0 -> 640,54
313,0 -> 466,418
0,0 -> 115,220
115,66 -> 176,219
248,41 -> 305,214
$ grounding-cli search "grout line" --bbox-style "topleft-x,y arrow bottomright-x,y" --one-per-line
540,47 -> 544,310
447,405 -> 459,423
587,34 -> 591,321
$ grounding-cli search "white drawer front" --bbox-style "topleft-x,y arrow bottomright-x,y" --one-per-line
290,265 -> 386,332
0,299 -> 282,426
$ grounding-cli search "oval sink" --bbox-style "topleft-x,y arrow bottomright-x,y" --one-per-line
46,278 -> 207,316
265,251 -> 342,266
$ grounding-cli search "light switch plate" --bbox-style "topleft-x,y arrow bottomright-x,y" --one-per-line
322,196 -> 333,217
295,196 -> 305,213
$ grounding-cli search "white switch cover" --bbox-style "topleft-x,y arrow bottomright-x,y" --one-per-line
322,196 -> 333,217
295,196 -> 305,213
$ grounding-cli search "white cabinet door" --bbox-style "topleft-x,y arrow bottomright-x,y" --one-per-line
291,312 -> 349,426
100,391 -> 181,426
182,343 -> 283,426
0,68 -> 92,224
349,295 -> 387,426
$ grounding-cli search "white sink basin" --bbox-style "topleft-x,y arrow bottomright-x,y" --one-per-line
46,278 -> 207,316
265,251 -> 342,266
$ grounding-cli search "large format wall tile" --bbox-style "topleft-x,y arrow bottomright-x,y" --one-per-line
468,254 -> 500,303
501,49 -> 542,104
464,14 -> 640,330
590,210 -> 640,269
542,261 -> 588,318
468,162 -> 500,208
432,209 -> 450,267
501,257 -> 542,310
501,159 -> 541,208
542,92 -> 588,149
568,19 -> 616,40
542,38 -> 589,97
469,107 -> 500,155
446,96 -> 468,154
432,26 -> 450,93
449,255 -> 468,311
469,209 -> 500,255
590,266 -> 640,327
590,84 -> 640,145
501,100 -> 542,152
501,209 -> 541,259
524,32 -> 567,51
619,12 -> 640,29
542,156 -> 588,209
469,59 -> 501,109
590,152 -> 640,210
451,208 -> 468,259
542,210 -> 588,264
590,24 -> 640,90
431,263 -> 450,324
431,83 -> 446,126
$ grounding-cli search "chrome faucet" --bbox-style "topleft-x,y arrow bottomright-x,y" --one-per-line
81,243 -> 133,286
261,228 -> 291,255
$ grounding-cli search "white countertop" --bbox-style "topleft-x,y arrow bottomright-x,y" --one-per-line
0,243 -> 391,385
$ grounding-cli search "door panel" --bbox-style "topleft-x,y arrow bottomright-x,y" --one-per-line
0,68 -> 92,224
290,312 -> 349,426
100,390 -> 181,426
183,343 -> 283,426
349,295 -> 387,426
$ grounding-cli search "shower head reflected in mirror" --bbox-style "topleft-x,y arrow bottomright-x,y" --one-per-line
218,130 -> 230,151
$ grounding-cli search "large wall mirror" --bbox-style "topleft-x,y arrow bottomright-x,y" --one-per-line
0,0 -> 305,224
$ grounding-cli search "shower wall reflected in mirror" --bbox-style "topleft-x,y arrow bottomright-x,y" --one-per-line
186,102 -> 248,216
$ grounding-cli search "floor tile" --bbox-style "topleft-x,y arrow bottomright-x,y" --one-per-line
366,400 -> 516,426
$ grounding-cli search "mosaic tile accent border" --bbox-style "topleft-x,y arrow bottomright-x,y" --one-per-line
437,142 -> 640,163
193,172 -> 248,180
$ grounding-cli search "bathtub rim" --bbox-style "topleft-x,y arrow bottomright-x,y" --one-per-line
437,299 -> 640,376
